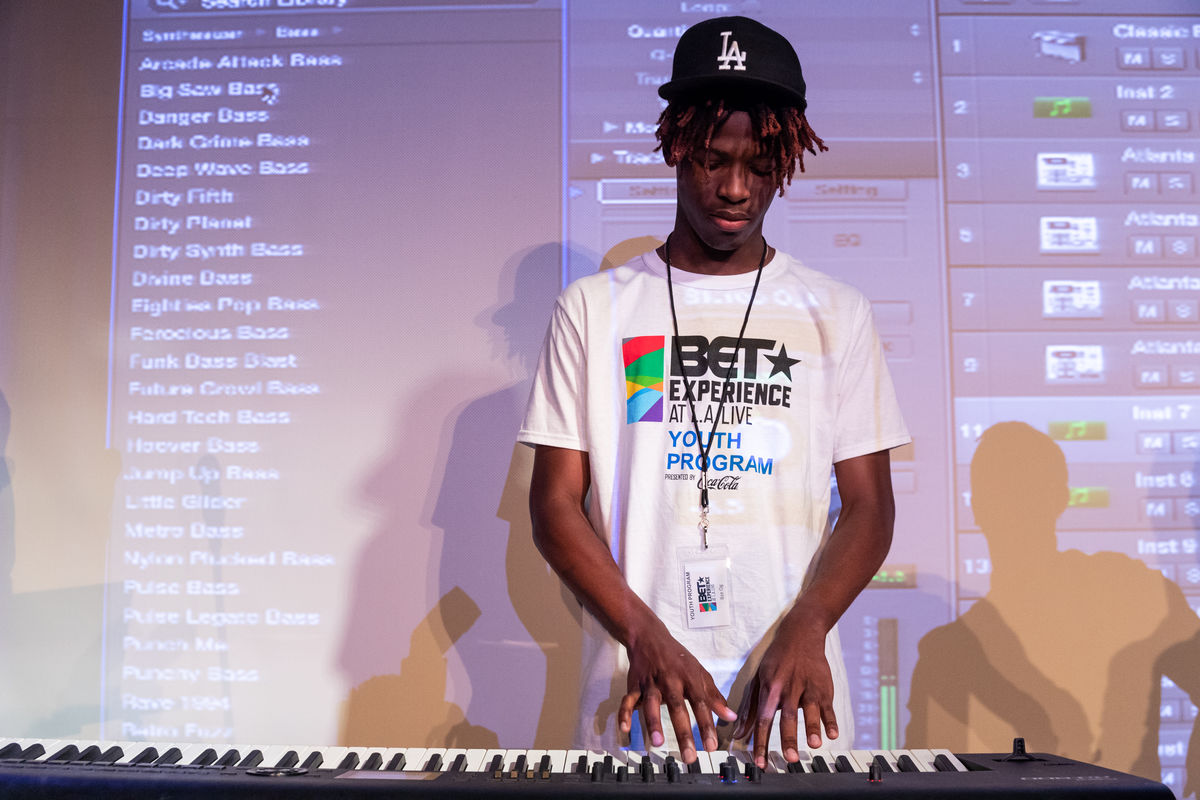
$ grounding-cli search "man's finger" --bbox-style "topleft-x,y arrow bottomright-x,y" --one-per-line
802,700 -> 823,749
618,691 -> 640,734
778,704 -> 801,762
751,684 -> 783,768
640,690 -> 666,748
821,702 -> 839,742
731,680 -> 759,740
665,694 -> 697,762
690,699 -> 720,753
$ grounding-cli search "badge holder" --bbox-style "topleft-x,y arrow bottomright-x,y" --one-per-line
679,544 -> 733,630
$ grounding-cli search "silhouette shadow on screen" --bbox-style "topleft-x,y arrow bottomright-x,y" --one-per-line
906,421 -> 1200,796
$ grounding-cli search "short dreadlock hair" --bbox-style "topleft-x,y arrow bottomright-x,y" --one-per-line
654,96 -> 826,196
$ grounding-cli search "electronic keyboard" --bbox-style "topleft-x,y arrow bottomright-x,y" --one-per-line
0,738 -> 1175,798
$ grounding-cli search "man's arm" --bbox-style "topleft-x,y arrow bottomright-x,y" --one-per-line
732,449 -> 896,767
529,444 -> 736,762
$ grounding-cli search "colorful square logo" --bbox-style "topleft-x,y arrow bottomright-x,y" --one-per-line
623,336 -> 664,423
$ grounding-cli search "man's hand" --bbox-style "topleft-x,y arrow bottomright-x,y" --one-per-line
618,622 -> 737,764
732,620 -> 837,768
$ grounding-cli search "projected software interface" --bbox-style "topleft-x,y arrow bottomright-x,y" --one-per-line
107,0 -> 1197,792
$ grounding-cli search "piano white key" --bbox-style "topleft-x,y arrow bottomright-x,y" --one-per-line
931,747 -> 967,772
767,749 -> 791,772
480,748 -> 508,775
399,747 -> 428,771
900,747 -> 936,772
542,749 -> 567,775
560,749 -> 584,775
439,748 -> 469,772
460,748 -> 489,772
889,748 -> 931,772
311,746 -> 350,769
417,747 -> 447,771
690,749 -> 716,774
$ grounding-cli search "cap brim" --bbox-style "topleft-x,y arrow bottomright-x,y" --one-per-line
657,75 -> 806,111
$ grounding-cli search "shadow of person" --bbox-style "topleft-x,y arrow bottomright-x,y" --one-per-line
434,243 -> 586,747
906,421 -> 1200,794
341,587 -> 496,748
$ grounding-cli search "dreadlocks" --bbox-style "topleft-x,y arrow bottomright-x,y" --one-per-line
655,97 -> 827,196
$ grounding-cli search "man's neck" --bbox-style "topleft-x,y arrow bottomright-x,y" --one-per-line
658,228 -> 771,276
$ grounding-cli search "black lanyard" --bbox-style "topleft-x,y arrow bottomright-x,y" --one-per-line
664,235 -> 767,548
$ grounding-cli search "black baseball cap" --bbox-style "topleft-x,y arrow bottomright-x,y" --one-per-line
658,16 -> 807,112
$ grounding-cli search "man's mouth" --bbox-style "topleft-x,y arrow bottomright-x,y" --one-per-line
712,213 -> 751,232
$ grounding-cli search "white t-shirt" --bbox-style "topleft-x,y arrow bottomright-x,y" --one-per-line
519,249 -> 910,750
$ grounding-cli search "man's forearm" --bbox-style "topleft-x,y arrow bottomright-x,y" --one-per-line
783,451 -> 895,637
528,446 -> 662,649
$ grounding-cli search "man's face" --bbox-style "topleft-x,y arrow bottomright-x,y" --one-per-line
675,110 -> 777,255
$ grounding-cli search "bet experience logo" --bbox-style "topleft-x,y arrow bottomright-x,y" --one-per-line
623,335 -> 800,424
624,334 -> 799,478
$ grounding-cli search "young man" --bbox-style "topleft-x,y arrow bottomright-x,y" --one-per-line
519,16 -> 909,768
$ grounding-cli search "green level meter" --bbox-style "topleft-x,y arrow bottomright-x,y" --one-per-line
1068,486 -> 1110,508
1048,420 -> 1107,441
1034,97 -> 1092,118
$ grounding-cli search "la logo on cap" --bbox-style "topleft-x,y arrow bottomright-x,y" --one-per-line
716,30 -> 747,71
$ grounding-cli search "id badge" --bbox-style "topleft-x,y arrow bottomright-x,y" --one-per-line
679,544 -> 733,630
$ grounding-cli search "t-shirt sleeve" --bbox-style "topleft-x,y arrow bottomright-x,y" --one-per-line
518,293 -> 590,452
831,294 -> 911,463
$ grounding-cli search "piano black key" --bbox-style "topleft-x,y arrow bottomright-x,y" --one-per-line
385,752 -> 407,771
128,747 -> 158,765
537,754 -> 552,778
687,758 -> 702,774
933,753 -> 957,772
873,754 -> 894,773
487,753 -> 504,777
155,748 -> 183,766
214,749 -> 241,767
300,751 -> 323,770
787,759 -> 805,773
0,743 -> 23,760
360,752 -> 383,771
897,753 -> 920,772
48,745 -> 80,762
72,745 -> 102,763
189,748 -> 218,767
96,746 -> 124,765
574,754 -> 588,774
810,755 -> 831,773
274,750 -> 300,769
237,750 -> 264,768
834,754 -> 856,773
510,754 -> 525,779
420,752 -> 440,772
337,752 -> 361,770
